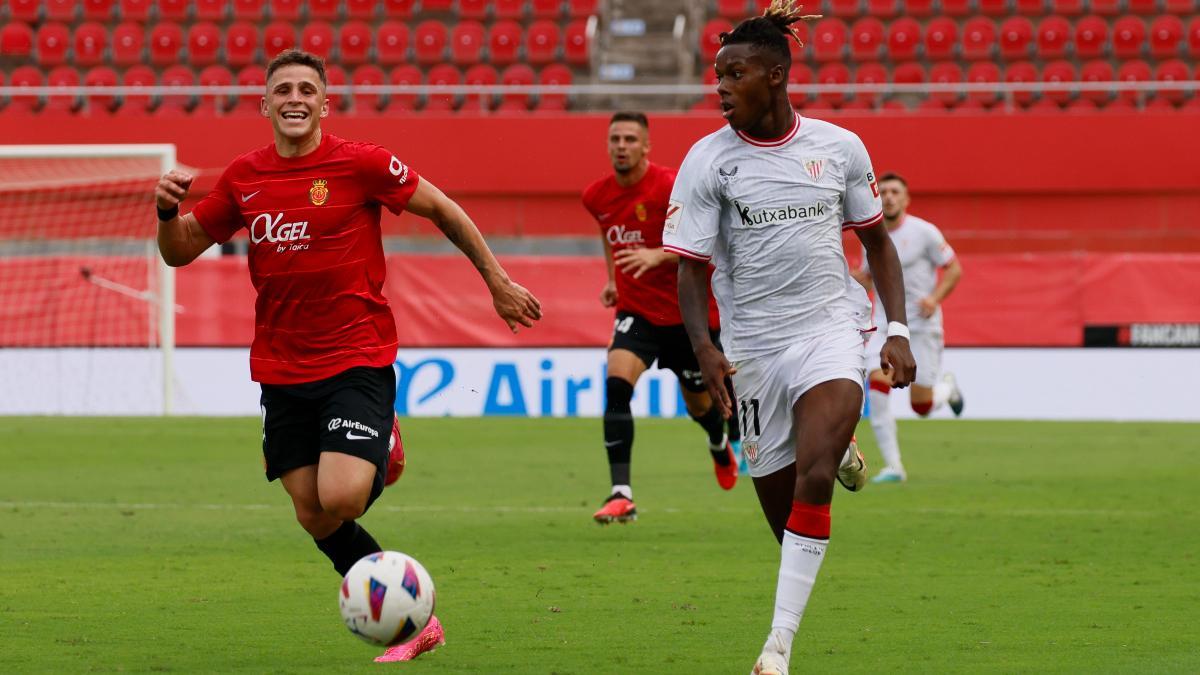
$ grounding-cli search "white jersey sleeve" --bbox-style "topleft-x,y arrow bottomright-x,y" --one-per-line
663,147 -> 720,261
924,223 -> 957,268
840,134 -> 883,230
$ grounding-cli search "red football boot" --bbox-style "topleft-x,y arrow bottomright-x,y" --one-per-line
384,414 -> 405,487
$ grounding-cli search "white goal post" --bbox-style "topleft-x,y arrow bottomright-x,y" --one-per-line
0,144 -> 178,415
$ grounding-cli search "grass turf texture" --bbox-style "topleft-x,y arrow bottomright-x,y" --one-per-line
1,418 -> 1198,674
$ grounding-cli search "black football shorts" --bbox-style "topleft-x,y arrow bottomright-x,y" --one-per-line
609,310 -> 722,393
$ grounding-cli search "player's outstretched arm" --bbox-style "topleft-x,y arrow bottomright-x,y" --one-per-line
155,171 -> 216,267
856,223 -> 917,388
405,178 -> 542,332
678,258 -> 736,419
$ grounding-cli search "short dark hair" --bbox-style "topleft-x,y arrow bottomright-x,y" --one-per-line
266,48 -> 328,87
719,1 -> 820,68
609,111 -> 648,129
878,172 -> 908,188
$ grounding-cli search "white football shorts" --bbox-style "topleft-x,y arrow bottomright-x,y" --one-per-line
864,325 -> 943,388
732,327 -> 867,479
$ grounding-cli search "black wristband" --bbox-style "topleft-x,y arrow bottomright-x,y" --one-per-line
157,204 -> 179,221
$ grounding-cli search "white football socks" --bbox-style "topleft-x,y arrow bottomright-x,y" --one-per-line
932,379 -> 952,412
868,388 -> 904,472
767,531 -> 829,659
610,484 -> 632,500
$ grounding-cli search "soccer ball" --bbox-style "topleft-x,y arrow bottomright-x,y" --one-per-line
339,551 -> 436,646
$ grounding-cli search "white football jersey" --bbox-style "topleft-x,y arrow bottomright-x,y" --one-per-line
860,214 -> 956,333
663,113 -> 881,362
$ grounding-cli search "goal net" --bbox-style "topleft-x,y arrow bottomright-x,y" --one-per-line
0,145 -> 177,415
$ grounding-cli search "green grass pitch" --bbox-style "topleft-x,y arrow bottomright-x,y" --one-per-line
2,417 -> 1198,673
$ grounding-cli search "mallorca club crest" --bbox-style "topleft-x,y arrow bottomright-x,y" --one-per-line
309,179 -> 329,206
634,203 -> 647,222
804,159 -> 825,181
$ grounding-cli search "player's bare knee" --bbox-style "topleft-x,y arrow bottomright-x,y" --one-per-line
294,504 -> 336,536
321,492 -> 368,522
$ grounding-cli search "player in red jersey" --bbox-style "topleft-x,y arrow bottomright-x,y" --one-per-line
153,49 -> 541,662
581,112 -> 741,525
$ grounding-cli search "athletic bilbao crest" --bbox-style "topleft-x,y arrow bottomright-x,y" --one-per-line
743,440 -> 759,464
804,159 -> 825,181
367,577 -> 388,622
309,179 -> 329,206
401,560 -> 421,600
635,203 -> 647,222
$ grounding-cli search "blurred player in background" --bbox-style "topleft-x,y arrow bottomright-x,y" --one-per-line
582,111 -> 741,525
666,5 -> 916,673
154,49 -> 541,663
851,173 -> 964,483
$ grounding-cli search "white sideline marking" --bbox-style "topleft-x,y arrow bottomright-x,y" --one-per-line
0,501 -> 1157,518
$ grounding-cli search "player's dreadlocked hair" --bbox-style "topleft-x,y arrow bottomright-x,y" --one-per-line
719,0 -> 821,66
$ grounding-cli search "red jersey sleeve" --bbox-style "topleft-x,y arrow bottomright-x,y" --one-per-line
356,143 -> 421,215
191,165 -> 242,244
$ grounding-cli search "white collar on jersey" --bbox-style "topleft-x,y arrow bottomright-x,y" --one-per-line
734,112 -> 802,148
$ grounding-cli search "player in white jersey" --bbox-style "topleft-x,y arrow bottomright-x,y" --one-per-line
663,4 -> 916,674
851,173 -> 965,483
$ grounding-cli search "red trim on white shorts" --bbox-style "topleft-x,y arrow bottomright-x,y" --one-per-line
663,244 -> 712,262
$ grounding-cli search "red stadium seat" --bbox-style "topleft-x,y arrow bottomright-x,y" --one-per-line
1004,61 -> 1037,106
867,0 -> 899,17
45,0 -> 78,22
1189,18 -> 1200,58
787,64 -> 814,107
83,65 -> 118,113
1111,16 -> 1146,57
187,22 -> 221,67
924,17 -> 958,60
387,64 -> 421,111
893,61 -> 926,84
45,66 -> 81,112
197,64 -> 233,113
157,64 -> 195,114
461,63 -> 498,112
232,0 -> 265,19
232,64 -> 265,114
1127,0 -> 1158,13
156,0 -> 187,20
531,0 -> 563,19
36,23 -> 70,67
1041,59 -> 1076,103
852,62 -> 887,107
789,21 -> 809,61
345,0 -> 375,19
269,0 -> 301,21
149,22 -> 183,66
494,0 -> 524,19
1116,59 -> 1151,102
564,18 -> 590,65
263,22 -> 296,59
1036,16 -> 1071,58
382,0 -> 415,19
83,0 -> 116,20
450,20 -> 485,66
350,64 -> 386,114
526,19 -> 560,65
376,21 -> 409,65
1073,15 -> 1107,58
999,17 -> 1034,59
1089,0 -> 1120,15
903,0 -> 935,16
498,63 -> 534,111
339,21 -> 372,66
425,63 -> 461,111
300,22 -> 334,59
1014,0 -> 1045,15
965,61 -> 1001,103
1164,0 -> 1192,10
978,0 -> 1009,16
7,0 -> 40,22
700,19 -> 732,61
7,66 -> 43,112
812,18 -> 848,61
1079,59 -> 1114,103
194,0 -> 227,21
488,20 -> 522,66
940,0 -> 971,16
850,18 -> 884,61
459,0 -> 487,20
0,23 -> 34,59
325,64 -> 346,110
1154,59 -> 1189,104
73,22 -> 107,67
422,0 -> 453,11
828,0 -> 861,17
815,62 -> 850,107
119,0 -> 151,21
1050,0 -> 1082,14
885,17 -> 920,61
110,22 -> 142,65
1148,15 -> 1183,59
568,0 -> 596,17
414,20 -> 448,65
961,17 -> 998,59
307,0 -> 338,20
717,0 -> 747,19
224,22 -> 258,67
537,63 -> 572,111
929,61 -> 964,105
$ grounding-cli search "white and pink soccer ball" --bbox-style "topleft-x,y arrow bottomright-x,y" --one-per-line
339,551 -> 436,646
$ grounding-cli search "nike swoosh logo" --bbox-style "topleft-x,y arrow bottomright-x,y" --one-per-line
604,440 -> 622,447
345,431 -> 373,440
241,191 -> 260,202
